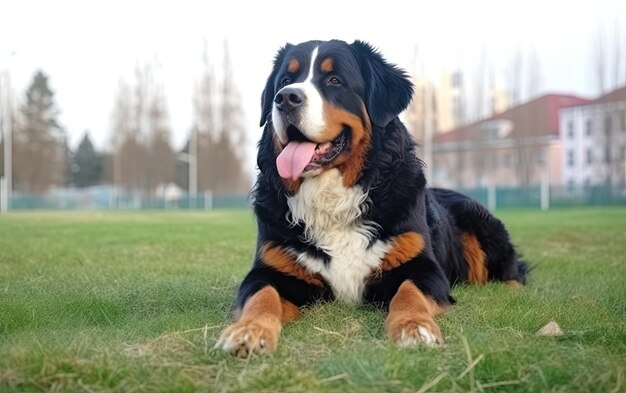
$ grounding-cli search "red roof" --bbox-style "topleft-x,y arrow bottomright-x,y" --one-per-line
587,85 -> 626,105
435,94 -> 590,143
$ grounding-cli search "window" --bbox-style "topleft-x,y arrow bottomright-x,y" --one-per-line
567,120 -> 575,138
567,150 -> 575,167
586,149 -> 593,164
585,119 -> 592,136
605,115 -> 612,136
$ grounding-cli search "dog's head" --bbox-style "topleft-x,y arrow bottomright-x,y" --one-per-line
260,40 -> 413,184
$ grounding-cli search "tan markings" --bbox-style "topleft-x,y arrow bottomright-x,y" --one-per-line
287,58 -> 300,73
282,178 -> 302,195
379,232 -> 425,271
462,232 -> 488,284
339,104 -> 371,187
216,286 -> 285,357
385,280 -> 444,346
281,298 -> 300,323
321,102 -> 372,187
504,279 -> 521,289
320,102 -> 363,141
320,57 -> 333,73
233,297 -> 299,324
261,242 -> 324,286
238,286 -> 282,322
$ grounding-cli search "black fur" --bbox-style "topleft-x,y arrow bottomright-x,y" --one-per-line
237,39 -> 527,312
351,41 -> 414,127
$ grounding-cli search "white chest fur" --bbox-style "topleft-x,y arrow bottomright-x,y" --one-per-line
287,169 -> 389,303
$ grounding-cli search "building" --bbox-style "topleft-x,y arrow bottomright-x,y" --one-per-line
435,71 -> 466,133
489,86 -> 509,116
430,94 -> 590,189
559,86 -> 626,189
405,75 -> 437,179
403,69 -> 513,188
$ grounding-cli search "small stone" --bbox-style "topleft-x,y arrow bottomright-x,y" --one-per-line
536,320 -> 564,337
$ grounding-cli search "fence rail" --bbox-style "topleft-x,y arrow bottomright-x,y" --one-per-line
0,185 -> 625,211
457,184 -> 626,209
2,191 -> 250,210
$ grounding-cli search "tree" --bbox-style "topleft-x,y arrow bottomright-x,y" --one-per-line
175,139 -> 190,191
13,70 -> 66,193
146,83 -> 175,191
591,20 -> 626,94
503,46 -> 545,187
471,44 -> 489,121
186,40 -> 250,194
505,46 -> 523,107
611,22 -> 624,89
590,21 -> 625,188
73,131 -> 102,188
193,41 -> 216,193
109,79 -> 143,192
526,47 -> 543,100
109,63 -> 174,194
215,41 -> 250,193
1,73 -> 10,178
61,134 -> 73,187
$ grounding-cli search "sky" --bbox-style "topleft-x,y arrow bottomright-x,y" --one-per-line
1,0 -> 626,167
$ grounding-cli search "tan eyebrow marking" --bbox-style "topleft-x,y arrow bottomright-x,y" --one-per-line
320,57 -> 333,73
287,58 -> 300,73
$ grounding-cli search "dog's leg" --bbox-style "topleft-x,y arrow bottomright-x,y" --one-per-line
385,279 -> 445,348
216,285 -> 298,357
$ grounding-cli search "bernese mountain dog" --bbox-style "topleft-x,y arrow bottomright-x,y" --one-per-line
216,39 -> 527,357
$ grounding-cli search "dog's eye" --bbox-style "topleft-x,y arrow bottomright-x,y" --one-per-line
281,77 -> 291,87
328,76 -> 341,86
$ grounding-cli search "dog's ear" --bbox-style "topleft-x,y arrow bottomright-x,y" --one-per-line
351,40 -> 414,127
260,43 -> 293,127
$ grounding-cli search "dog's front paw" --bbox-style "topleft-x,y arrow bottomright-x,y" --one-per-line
215,318 -> 281,357
387,316 -> 443,348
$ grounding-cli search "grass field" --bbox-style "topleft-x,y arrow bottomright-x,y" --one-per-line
0,208 -> 625,392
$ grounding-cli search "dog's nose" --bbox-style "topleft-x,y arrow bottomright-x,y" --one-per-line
274,87 -> 305,111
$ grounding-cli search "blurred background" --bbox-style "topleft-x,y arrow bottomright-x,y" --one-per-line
1,0 -> 625,211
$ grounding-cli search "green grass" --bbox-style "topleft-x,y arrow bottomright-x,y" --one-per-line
1,208 -> 625,392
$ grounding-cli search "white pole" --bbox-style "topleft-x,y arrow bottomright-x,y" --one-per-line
1,176 -> 6,213
189,128 -> 198,209
204,190 -> 213,210
487,183 -> 496,211
540,169 -> 550,211
2,69 -> 12,212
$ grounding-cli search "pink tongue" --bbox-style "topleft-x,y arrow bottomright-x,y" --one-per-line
276,141 -> 318,180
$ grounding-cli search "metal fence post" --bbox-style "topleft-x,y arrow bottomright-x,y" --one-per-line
204,190 -> 213,210
487,184 -> 496,211
0,176 -> 6,214
541,171 -> 550,211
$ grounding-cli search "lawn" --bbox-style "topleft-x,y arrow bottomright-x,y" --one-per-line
0,208 -> 625,392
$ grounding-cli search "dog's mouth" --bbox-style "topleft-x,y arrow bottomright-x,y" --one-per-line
276,125 -> 349,181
